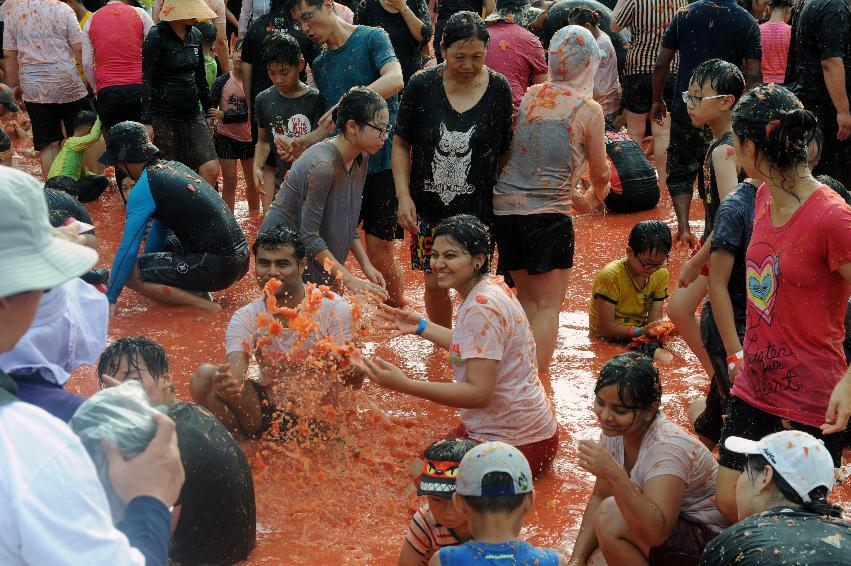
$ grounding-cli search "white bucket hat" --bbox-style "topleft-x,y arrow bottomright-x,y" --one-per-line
0,166 -> 97,298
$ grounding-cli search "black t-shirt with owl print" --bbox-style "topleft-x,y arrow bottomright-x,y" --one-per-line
395,66 -> 513,223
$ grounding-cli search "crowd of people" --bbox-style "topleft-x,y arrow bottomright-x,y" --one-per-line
0,0 -> 850,563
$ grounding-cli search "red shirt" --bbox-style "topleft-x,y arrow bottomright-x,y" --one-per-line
733,185 -> 851,427
760,22 -> 792,84
88,2 -> 147,91
484,22 -> 548,120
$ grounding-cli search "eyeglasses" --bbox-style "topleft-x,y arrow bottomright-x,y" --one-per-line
365,122 -> 392,138
682,91 -> 729,105
293,8 -> 319,30
637,256 -> 668,271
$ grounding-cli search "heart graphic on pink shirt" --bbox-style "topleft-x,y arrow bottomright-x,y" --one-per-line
746,255 -> 779,325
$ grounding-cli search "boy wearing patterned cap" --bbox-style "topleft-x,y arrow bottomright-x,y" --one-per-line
399,439 -> 475,566
430,441 -> 567,565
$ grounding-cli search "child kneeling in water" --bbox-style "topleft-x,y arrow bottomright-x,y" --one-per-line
398,439 -> 476,565
358,215 -> 559,477
431,441 -> 566,565
589,220 -> 673,362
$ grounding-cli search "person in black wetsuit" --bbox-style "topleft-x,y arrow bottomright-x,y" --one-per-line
100,121 -> 250,316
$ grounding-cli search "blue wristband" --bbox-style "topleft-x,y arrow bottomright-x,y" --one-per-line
416,318 -> 427,336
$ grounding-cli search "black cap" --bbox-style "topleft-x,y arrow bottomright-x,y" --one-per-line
0,84 -> 20,113
99,121 -> 159,165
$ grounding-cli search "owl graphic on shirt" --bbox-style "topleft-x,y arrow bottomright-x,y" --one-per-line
425,123 -> 476,205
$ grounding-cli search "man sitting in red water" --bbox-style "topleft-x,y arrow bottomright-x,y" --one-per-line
191,225 -> 359,440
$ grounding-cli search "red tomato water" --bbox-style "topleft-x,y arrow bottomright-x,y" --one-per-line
10,134 -> 847,564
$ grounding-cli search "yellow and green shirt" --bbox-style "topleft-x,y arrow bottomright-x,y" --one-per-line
589,257 -> 669,335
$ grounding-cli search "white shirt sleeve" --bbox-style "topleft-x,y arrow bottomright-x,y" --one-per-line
136,6 -> 154,34
81,16 -> 96,93
239,0 -> 253,34
0,403 -> 145,565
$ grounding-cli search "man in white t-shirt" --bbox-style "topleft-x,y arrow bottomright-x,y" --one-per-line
0,165 -> 184,565
191,224 -> 359,439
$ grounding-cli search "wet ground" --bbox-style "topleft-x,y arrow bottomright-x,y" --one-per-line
11,138 -> 849,563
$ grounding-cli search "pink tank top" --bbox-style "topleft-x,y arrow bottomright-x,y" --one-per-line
89,3 -> 145,91
760,22 -> 791,84
217,74 -> 252,143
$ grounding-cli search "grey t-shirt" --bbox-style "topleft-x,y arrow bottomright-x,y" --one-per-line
254,85 -> 325,184
268,141 -> 368,284
600,414 -> 730,530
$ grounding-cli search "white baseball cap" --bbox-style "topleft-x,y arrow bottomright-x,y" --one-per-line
725,430 -> 835,502
456,441 -> 533,497
0,166 -> 97,298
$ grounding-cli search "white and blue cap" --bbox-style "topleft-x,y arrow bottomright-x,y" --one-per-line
456,441 -> 533,497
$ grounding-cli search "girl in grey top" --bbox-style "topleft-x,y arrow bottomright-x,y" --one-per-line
261,87 -> 390,299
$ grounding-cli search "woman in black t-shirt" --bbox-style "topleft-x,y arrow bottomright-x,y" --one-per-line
354,0 -> 433,83
393,11 -> 513,327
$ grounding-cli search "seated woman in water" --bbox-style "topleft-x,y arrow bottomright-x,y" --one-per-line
357,215 -> 559,477
569,353 -> 728,566
701,430 -> 851,565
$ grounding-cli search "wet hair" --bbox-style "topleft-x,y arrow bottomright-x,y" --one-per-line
744,454 -> 844,518
768,0 -> 793,8
284,0 -> 324,15
458,472 -> 529,513
433,214 -> 492,274
72,110 -> 98,133
252,225 -> 306,261
441,11 -> 489,51
594,352 -> 662,413
97,336 -> 170,386
195,21 -> 217,46
732,84 -> 819,173
627,220 -> 672,256
567,5 -> 601,27
423,438 -> 478,462
263,31 -> 303,67
332,86 -> 387,133
689,59 -> 745,100
816,175 -> 851,206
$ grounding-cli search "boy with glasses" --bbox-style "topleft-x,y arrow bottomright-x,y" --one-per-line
589,220 -> 673,361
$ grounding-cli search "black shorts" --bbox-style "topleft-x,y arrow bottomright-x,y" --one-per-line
493,213 -> 574,274
27,96 -> 94,151
137,250 -> 248,292
151,114 -> 218,171
247,380 -> 336,442
214,133 -> 255,160
95,84 -> 143,134
717,396 -> 845,471
621,73 -> 677,115
648,515 -> 720,566
360,169 -> 403,241
667,119 -> 712,198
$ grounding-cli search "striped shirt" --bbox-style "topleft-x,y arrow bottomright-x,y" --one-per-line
404,504 -> 465,561
612,0 -> 688,75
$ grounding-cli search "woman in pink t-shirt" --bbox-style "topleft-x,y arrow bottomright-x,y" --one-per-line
358,214 -> 559,477
759,0 -> 793,84
713,84 -> 851,522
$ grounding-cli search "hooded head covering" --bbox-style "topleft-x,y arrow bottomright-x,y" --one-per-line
547,25 -> 604,97
0,278 -> 109,386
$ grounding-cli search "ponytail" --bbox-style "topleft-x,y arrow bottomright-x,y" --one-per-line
745,454 -> 844,518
